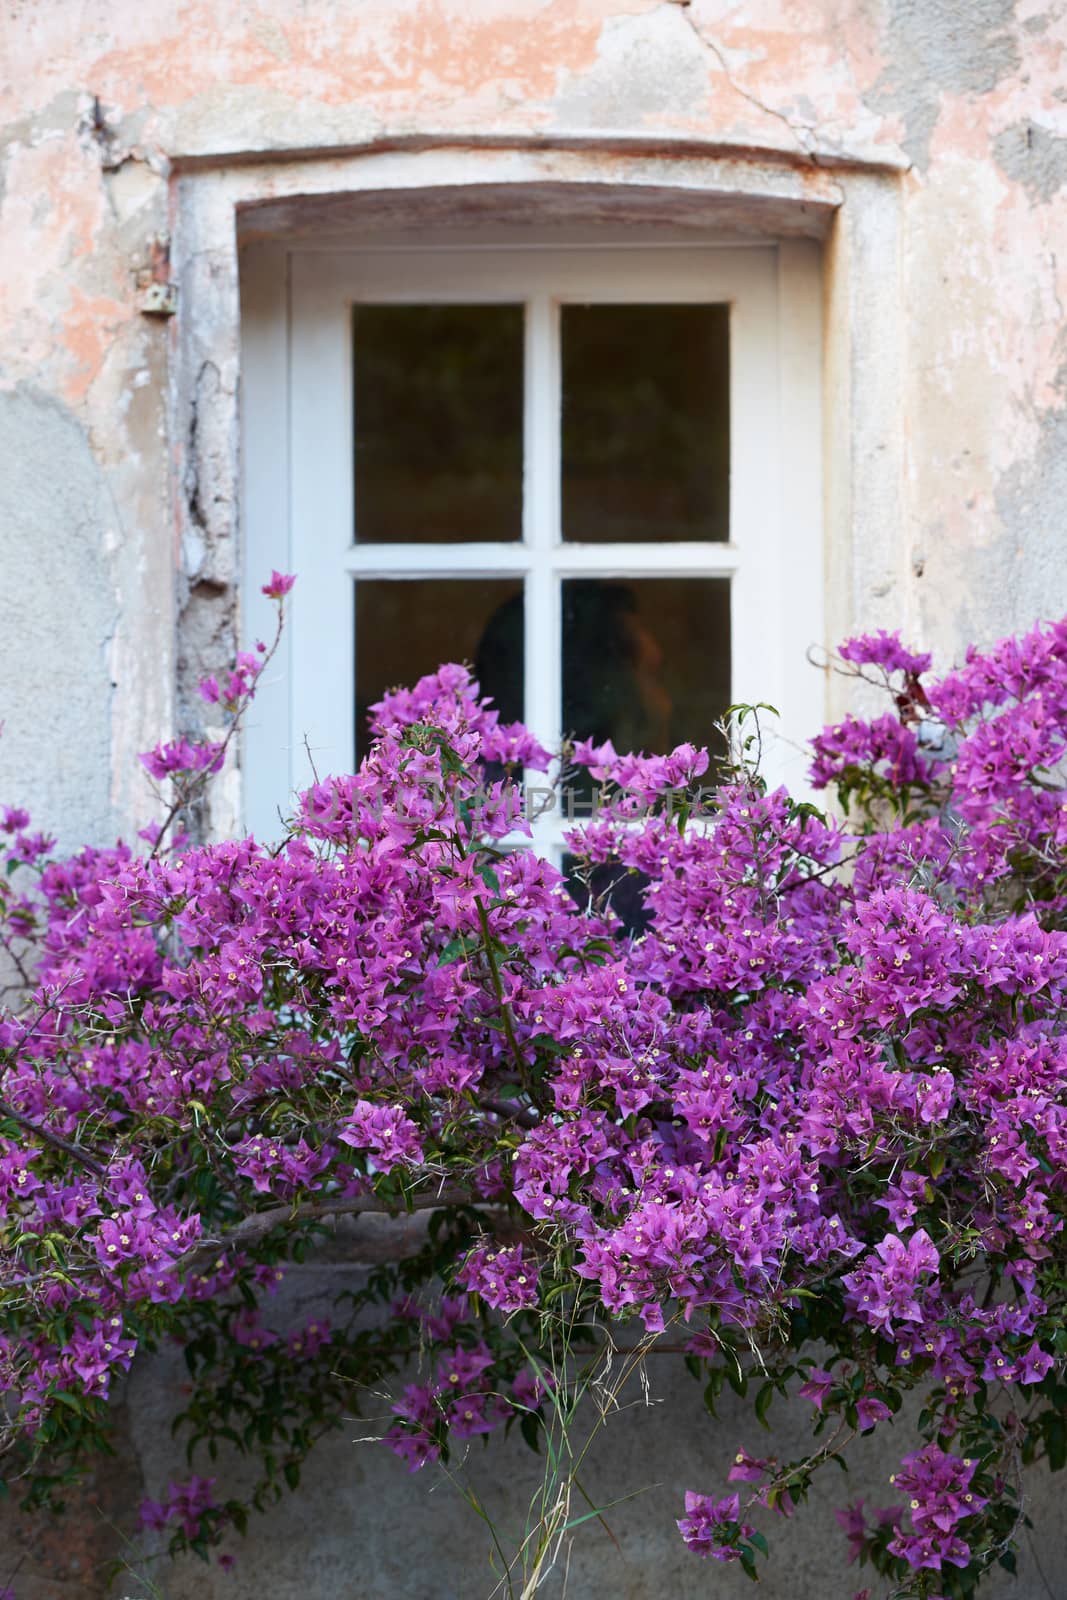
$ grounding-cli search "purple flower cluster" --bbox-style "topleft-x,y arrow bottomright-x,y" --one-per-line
337,1101 -> 424,1174
141,1474 -> 220,1540
140,737 -> 225,782
677,1490 -> 754,1560
839,628 -> 933,676
457,1241 -> 540,1312
843,1229 -> 940,1336
886,1445 -> 988,1573
382,1330 -> 545,1470
0,597 -> 1066,1594
231,1134 -> 330,1197
810,712 -> 927,791
198,649 -> 264,714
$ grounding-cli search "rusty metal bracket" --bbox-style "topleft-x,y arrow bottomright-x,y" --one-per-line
137,234 -> 178,318
139,280 -> 179,317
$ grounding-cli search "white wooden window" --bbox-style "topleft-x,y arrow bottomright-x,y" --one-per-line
242,241 -> 824,846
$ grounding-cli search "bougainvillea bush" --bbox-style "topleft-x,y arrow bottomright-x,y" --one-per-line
1,579 -> 1067,1599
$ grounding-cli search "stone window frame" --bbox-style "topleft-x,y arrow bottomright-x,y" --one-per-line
169,140 -> 907,837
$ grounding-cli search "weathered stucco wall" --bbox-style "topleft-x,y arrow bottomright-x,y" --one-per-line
2,0 -> 1066,844
1,1 -> 1067,1595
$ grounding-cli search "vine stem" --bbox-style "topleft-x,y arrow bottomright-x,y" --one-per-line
0,1097 -> 105,1177
148,599 -> 287,861
176,1183 -> 475,1273
474,892 -> 528,1086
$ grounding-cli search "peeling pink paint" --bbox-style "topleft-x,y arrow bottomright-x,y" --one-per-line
0,0 -> 1063,815
59,287 -> 133,404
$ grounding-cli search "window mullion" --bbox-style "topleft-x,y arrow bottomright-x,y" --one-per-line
289,276 -> 356,793
523,294 -> 562,853
343,543 -> 532,576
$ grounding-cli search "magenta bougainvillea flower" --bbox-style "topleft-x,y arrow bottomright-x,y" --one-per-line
0,595 -> 1066,1596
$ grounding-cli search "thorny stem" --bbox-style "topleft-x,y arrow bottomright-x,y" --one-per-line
474,890 -> 528,1087
176,1183 -> 477,1275
0,1097 -> 105,1177
147,600 -> 287,861
748,1412 -> 858,1514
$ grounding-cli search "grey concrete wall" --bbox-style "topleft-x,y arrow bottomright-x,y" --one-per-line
0,388 -> 119,847
21,1235 -> 1060,1600
141,1293 -> 1065,1600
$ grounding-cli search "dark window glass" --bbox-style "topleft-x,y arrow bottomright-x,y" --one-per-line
561,304 -> 729,543
353,305 -> 524,543
563,854 -> 653,939
354,579 -> 523,758
561,577 -> 731,757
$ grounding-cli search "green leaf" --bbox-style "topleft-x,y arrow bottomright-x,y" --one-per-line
519,1412 -> 542,1454
50,1391 -> 87,1416
726,1361 -> 747,1398
437,935 -> 478,967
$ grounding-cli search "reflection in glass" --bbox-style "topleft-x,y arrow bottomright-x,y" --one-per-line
561,304 -> 729,543
562,578 -> 731,758
353,305 -> 524,543
355,578 -> 524,758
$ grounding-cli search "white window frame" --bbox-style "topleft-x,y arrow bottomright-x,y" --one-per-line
241,239 -> 824,844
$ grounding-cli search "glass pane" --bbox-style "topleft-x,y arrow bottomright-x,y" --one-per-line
561,578 -> 730,755
562,854 -> 653,938
355,579 -> 523,758
561,304 -> 729,543
353,305 -> 524,543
